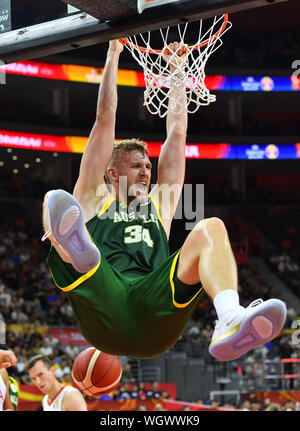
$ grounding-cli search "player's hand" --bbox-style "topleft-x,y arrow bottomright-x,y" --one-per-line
109,39 -> 124,54
163,42 -> 188,73
0,350 -> 17,369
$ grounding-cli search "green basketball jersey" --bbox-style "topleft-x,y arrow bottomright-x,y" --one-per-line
46,193 -> 204,358
86,195 -> 169,278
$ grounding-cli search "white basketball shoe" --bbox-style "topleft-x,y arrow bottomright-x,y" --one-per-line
209,298 -> 287,361
42,189 -> 100,273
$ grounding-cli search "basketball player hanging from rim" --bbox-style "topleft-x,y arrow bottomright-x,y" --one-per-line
42,39 -> 286,361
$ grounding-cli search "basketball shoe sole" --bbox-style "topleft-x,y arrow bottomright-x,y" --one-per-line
209,298 -> 287,361
46,189 -> 100,273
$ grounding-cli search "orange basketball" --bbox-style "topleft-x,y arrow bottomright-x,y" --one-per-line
72,347 -> 122,397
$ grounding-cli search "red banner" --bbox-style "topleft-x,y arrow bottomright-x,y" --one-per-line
147,142 -> 231,159
18,384 -> 235,411
46,327 -> 89,346
0,129 -> 71,152
0,128 -> 231,158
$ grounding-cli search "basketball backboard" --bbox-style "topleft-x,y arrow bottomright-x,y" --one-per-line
0,0 -> 291,64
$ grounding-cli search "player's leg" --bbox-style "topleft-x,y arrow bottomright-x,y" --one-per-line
177,217 -> 287,361
42,189 -> 100,273
177,217 -> 238,299
46,244 -> 130,356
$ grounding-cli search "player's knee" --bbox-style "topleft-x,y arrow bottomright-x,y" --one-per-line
194,217 -> 226,242
205,217 -> 226,234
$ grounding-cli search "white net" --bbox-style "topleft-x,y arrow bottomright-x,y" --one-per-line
122,15 -> 231,117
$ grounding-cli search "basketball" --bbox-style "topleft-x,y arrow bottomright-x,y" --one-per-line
72,347 -> 122,397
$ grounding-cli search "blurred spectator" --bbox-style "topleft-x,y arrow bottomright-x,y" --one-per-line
146,382 -> 161,400
181,405 -> 191,411
281,400 -> 296,411
130,384 -> 139,399
40,340 -> 53,357
60,300 -> 75,325
188,320 -> 202,337
0,286 -> 12,308
138,382 -> 147,400
62,373 -> 74,385
160,389 -> 171,400
28,326 -> 43,348
119,383 -> 132,400
11,305 -> 28,323
46,287 -> 63,309
121,363 -> 135,384
113,387 -> 122,400
65,341 -> 80,360
51,342 -> 66,363
45,333 -> 59,350
55,357 -> 72,382
0,279 -> 6,293
210,401 -> 220,409
153,403 -> 165,411
14,346 -> 27,379
249,399 -> 263,411
136,403 -> 147,411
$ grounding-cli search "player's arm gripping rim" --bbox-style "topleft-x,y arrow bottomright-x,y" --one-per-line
150,42 -> 188,238
73,40 -> 123,222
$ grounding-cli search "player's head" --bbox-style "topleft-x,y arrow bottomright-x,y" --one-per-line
27,354 -> 56,394
105,139 -> 152,203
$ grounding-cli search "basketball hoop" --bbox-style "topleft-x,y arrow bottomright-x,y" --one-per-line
120,3 -> 231,117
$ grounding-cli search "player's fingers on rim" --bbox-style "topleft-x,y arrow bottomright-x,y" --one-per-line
169,41 -> 178,53
182,43 -> 188,53
179,43 -> 188,56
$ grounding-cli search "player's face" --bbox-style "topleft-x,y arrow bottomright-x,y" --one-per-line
116,150 -> 152,203
29,361 -> 55,394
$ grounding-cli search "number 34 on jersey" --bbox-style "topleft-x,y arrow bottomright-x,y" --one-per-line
124,225 -> 154,248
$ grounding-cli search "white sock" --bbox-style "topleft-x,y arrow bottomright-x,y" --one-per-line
213,289 -> 240,321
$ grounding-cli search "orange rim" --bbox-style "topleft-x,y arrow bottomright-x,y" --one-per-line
119,14 -> 229,55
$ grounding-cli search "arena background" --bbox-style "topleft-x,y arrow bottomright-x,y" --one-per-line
0,0 -> 300,412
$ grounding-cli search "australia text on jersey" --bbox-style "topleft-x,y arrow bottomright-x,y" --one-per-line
113,210 -> 160,229
95,179 -> 204,230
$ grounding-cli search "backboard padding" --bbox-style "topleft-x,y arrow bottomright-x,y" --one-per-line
61,0 -> 137,21
0,0 -> 291,64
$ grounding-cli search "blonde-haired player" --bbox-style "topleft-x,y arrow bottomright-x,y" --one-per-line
42,40 -> 286,362
27,355 -> 87,411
